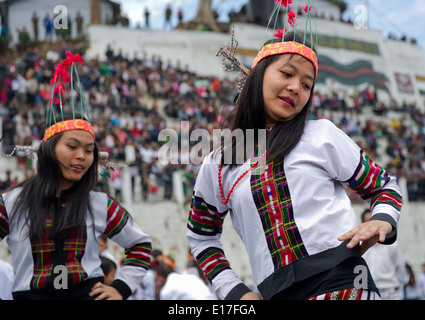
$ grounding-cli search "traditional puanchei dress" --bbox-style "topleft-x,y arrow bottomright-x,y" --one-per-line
187,119 -> 402,300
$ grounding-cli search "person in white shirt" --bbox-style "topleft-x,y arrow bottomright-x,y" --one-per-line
154,262 -> 217,300
362,209 -> 408,299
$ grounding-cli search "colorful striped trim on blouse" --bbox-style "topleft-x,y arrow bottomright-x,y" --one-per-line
0,196 -> 8,240
309,288 -> 365,300
370,189 -> 402,212
196,247 -> 231,282
187,194 -> 227,236
250,160 -> 308,270
122,242 -> 152,270
346,151 -> 402,212
104,197 -> 130,238
105,197 -> 152,270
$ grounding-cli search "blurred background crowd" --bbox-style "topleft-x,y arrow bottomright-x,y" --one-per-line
1,40 -> 425,202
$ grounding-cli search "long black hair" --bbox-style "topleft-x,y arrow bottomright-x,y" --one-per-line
10,114 -> 99,240
222,32 -> 317,166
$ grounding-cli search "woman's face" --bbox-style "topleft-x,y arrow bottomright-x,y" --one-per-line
262,54 -> 315,126
55,130 -> 95,192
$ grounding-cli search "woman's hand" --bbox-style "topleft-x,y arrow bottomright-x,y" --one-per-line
90,282 -> 123,300
240,292 -> 262,300
338,220 -> 393,256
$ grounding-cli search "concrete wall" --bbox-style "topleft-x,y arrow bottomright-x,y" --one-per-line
86,19 -> 425,110
86,24 -> 233,79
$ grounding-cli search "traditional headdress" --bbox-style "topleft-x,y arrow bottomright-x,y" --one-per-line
217,0 -> 319,99
1,52 -> 123,175
44,51 -> 93,141
216,1 -> 320,204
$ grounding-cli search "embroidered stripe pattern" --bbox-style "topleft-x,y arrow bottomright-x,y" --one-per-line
188,194 -> 226,236
196,247 -> 231,282
250,161 -> 307,270
346,151 -> 402,211
104,197 -> 130,238
0,196 -> 8,240
122,242 -> 152,269
309,288 -> 364,300
347,150 -> 388,196
30,217 -> 55,290
30,218 -> 88,290
370,189 -> 402,212
62,223 -> 88,285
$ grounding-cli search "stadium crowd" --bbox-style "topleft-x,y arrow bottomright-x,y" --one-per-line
1,40 -> 425,203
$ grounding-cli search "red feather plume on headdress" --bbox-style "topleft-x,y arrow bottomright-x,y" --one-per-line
299,4 -> 315,13
273,29 -> 289,39
274,29 -> 284,39
63,51 -> 84,67
49,51 -> 84,105
51,63 -> 71,84
275,0 -> 294,7
287,10 -> 297,27
51,51 -> 84,83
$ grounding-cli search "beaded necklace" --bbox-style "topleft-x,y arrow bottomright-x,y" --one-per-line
218,152 -> 267,205
218,126 -> 272,205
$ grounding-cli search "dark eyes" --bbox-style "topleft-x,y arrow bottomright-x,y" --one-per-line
303,83 -> 311,90
67,145 -> 94,153
281,71 -> 292,77
280,71 -> 312,90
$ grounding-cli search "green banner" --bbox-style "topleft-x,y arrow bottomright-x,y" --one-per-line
316,55 -> 389,92
315,34 -> 380,55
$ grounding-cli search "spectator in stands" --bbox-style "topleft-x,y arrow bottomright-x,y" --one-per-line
164,5 -> 173,30
144,8 -> 150,29
43,14 -> 53,42
404,263 -> 423,300
0,170 -> 12,192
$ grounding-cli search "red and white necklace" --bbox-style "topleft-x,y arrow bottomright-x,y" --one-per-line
218,152 -> 267,205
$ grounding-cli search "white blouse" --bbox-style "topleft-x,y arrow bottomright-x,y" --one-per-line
187,119 -> 402,300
